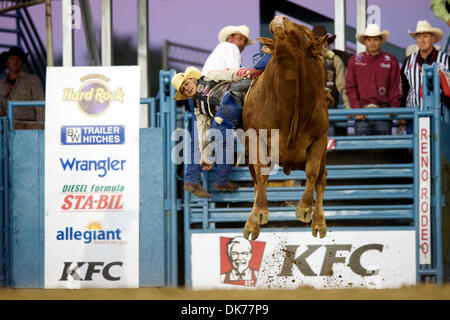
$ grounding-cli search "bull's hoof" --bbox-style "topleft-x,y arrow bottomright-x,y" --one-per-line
250,206 -> 269,225
243,219 -> 261,240
295,205 -> 312,223
311,223 -> 327,238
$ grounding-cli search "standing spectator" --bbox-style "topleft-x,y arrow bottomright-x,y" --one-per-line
401,20 -> 449,134
0,46 -> 44,129
431,0 -> 450,26
312,25 -> 350,136
202,25 -> 255,74
345,24 -> 402,136
183,25 -> 255,198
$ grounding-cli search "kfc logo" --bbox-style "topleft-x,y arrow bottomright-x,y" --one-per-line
220,236 -> 265,287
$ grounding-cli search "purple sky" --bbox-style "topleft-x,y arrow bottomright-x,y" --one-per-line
0,0 -> 448,68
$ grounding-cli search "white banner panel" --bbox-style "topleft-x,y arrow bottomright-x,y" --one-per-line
45,66 -> 140,288
191,230 -> 416,290
419,117 -> 431,265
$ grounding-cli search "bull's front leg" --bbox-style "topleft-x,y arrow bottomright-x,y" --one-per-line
296,137 -> 325,223
244,164 -> 270,240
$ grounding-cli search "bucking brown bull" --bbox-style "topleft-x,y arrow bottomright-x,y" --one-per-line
242,15 -> 332,240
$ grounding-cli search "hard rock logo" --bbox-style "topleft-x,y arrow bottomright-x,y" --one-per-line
62,74 -> 124,116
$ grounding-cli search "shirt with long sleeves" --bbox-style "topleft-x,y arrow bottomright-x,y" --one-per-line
194,67 -> 246,165
0,71 -> 44,121
202,42 -> 241,75
345,50 -> 403,108
401,47 -> 449,108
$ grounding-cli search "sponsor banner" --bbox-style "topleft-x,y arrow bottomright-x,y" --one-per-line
419,117 -> 431,264
191,230 -> 416,290
45,66 -> 140,288
61,125 -> 125,145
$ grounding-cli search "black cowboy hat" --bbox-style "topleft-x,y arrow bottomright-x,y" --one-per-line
312,25 -> 336,44
1,46 -> 29,65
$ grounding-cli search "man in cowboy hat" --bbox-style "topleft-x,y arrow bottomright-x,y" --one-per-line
172,65 -> 261,197
401,20 -> 449,134
312,25 -> 350,136
345,24 -> 402,136
0,46 -> 44,129
202,25 -> 255,74
182,25 -> 255,197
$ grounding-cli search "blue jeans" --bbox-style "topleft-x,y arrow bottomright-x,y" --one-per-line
355,120 -> 392,135
406,120 -> 413,135
185,99 -> 232,186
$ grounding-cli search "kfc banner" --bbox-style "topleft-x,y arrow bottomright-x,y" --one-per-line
44,66 -> 140,288
191,230 -> 416,289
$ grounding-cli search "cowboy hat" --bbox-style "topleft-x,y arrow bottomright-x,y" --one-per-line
218,25 -> 256,45
408,20 -> 443,42
171,66 -> 203,100
312,25 -> 336,44
356,24 -> 389,45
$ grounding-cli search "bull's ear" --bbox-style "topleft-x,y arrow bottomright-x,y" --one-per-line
257,37 -> 273,46
257,37 -> 274,52
311,34 -> 329,56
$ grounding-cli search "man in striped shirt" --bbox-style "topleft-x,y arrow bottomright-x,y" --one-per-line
401,20 -> 449,134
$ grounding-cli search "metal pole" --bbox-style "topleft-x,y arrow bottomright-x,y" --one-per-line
334,0 -> 346,51
62,0 -> 73,66
101,0 -> 112,66
431,64 -> 444,283
79,0 -> 100,66
138,0 -> 149,128
356,0 -> 367,53
162,40 -> 168,70
45,0 -> 54,66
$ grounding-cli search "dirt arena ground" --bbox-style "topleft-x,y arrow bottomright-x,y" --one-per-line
0,284 -> 449,300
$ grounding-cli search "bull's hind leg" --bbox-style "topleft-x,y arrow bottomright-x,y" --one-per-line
312,154 -> 327,238
296,136 -> 326,223
244,164 -> 270,240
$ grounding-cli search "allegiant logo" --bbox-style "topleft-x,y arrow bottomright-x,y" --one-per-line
59,157 -> 126,178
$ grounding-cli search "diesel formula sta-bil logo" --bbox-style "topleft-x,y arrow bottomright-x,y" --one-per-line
62,73 -> 124,116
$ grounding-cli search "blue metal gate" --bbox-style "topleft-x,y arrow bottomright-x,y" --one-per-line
2,69 -> 179,287
0,118 -> 8,286
182,63 -> 447,287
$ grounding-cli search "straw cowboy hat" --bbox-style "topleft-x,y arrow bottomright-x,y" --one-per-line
312,25 -> 336,44
171,66 -> 203,100
408,20 -> 443,42
218,25 -> 256,45
356,24 -> 389,45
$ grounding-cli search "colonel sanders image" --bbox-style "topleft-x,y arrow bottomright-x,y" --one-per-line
220,236 -> 259,286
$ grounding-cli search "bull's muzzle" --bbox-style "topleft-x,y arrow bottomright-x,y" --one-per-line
270,15 -> 286,36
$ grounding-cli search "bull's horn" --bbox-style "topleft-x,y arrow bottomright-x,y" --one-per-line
261,45 -> 273,55
214,117 -> 223,124
320,47 -> 334,59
